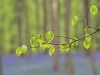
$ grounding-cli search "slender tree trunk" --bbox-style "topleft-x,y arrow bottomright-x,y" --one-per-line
36,0 -> 40,36
82,0 -> 97,75
0,4 -> 3,72
96,0 -> 100,51
35,0 -> 41,53
0,1 -> 4,74
82,0 -> 91,56
90,51 -> 97,75
10,1 -> 16,54
0,57 -> 2,75
65,0 -> 73,75
50,0 -> 60,74
0,13 -> 3,75
43,0 -> 47,34
43,0 -> 48,54
15,0 -> 22,47
23,0 -> 31,57
57,0 -> 60,29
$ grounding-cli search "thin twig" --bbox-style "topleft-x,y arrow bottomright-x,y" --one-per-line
69,29 -> 100,47
88,26 -> 98,30
28,28 -> 100,49
54,36 -> 73,39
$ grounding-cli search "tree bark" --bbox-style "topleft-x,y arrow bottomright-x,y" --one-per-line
15,0 -> 22,47
23,0 -> 31,57
82,0 -> 97,75
0,57 -> 2,75
96,0 -> 100,51
35,0 -> 41,53
43,0 -> 47,34
35,0 -> 40,36
65,0 -> 73,75
43,0 -> 48,54
0,1 -> 4,74
50,0 -> 60,74
82,0 -> 91,56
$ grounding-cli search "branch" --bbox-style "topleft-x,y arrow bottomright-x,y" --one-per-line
27,28 -> 100,50
69,28 -> 100,48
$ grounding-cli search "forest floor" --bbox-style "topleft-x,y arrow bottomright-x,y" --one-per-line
1,52 -> 100,75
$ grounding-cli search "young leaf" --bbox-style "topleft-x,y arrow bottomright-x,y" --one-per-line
32,47 -> 36,51
65,47 -> 69,52
85,27 -> 89,33
16,47 -> 22,57
83,40 -> 91,49
16,47 -> 26,57
70,37 -> 78,46
46,40 -> 52,48
31,44 -> 38,51
90,5 -> 98,15
70,39 -> 74,47
46,31 -> 54,40
60,43 -> 69,52
40,41 -> 47,49
72,16 -> 78,25
85,33 -> 91,41
37,34 -> 44,43
30,37 -> 37,46
49,45 -> 55,56
21,45 -> 27,53
46,44 -> 52,48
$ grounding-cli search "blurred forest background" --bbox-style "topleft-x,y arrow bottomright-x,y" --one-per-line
0,0 -> 100,75
0,0 -> 100,54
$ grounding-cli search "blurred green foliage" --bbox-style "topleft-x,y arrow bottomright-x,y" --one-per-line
0,0 -> 100,55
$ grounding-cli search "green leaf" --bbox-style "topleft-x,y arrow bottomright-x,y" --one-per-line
16,47 -> 22,57
21,45 -> 27,53
90,5 -> 98,15
70,37 -> 78,46
83,40 -> 91,49
31,44 -> 38,51
85,33 -> 91,41
46,44 -> 52,48
40,41 -> 45,47
16,46 -> 27,57
46,40 -> 52,48
46,31 -> 54,40
73,37 -> 78,46
32,47 -> 36,51
37,34 -> 44,43
40,41 -> 47,49
65,47 -> 69,52
72,16 -> 78,25
85,27 -> 89,33
16,45 -> 27,57
83,33 -> 91,49
70,39 -> 74,47
30,37 -> 37,46
60,43 -> 69,52
49,45 -> 55,56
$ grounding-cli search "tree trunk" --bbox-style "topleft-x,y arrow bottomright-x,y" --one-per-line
82,0 -> 91,56
65,0 -> 73,75
90,51 -> 97,75
35,0 -> 41,53
0,1 -> 4,74
96,0 -> 100,51
43,0 -> 48,54
15,0 -> 22,47
43,0 -> 47,34
23,0 -> 31,57
50,0 -> 60,74
0,57 -> 2,75
82,0 -> 97,75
